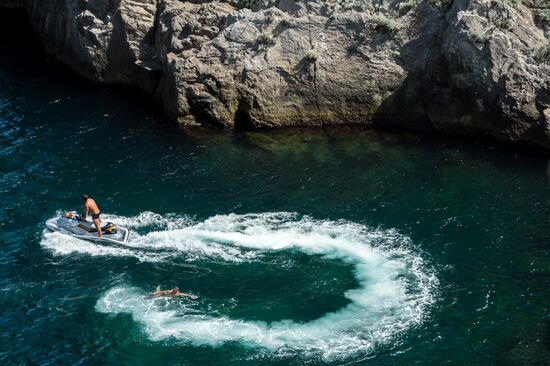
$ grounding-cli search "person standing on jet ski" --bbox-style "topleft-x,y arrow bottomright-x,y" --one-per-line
81,194 -> 102,237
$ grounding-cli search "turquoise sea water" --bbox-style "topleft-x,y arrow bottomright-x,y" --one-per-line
1,11 -> 549,366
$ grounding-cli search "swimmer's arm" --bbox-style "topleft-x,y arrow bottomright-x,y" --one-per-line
150,290 -> 171,296
146,291 -> 162,298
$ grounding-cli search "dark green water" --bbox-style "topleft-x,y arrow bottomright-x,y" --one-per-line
1,11 -> 549,366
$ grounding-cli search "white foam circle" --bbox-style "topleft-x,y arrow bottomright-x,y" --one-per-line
68,212 -> 439,361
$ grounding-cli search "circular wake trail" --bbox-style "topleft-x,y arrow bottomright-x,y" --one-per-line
76,212 -> 438,360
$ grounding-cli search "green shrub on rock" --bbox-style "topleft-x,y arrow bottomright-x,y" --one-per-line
533,44 -> 550,65
488,9 -> 512,29
428,0 -> 452,10
258,33 -> 275,46
305,50 -> 318,61
325,0 -> 421,16
471,30 -> 489,44
397,0 -> 417,14
325,0 -> 373,13
367,13 -> 398,32
539,7 -> 550,24
241,0 -> 277,9
241,0 -> 262,8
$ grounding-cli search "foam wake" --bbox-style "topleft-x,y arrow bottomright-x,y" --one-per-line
41,211 -> 256,262
84,212 -> 438,360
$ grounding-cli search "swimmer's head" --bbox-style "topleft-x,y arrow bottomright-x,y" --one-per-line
82,194 -> 89,201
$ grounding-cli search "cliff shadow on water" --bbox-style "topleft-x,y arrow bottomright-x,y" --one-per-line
0,7 -> 170,127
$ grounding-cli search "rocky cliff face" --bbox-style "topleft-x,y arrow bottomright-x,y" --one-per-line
2,0 -> 549,148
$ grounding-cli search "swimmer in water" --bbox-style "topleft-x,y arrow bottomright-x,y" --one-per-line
149,286 -> 198,300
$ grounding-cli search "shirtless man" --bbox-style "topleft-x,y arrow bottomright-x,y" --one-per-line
149,286 -> 198,300
81,194 -> 102,237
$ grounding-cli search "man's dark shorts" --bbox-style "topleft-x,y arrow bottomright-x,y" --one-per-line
92,213 -> 100,220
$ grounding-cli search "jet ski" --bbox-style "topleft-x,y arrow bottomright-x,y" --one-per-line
45,212 -> 129,245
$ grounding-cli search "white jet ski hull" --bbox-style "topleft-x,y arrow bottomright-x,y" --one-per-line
45,216 -> 129,245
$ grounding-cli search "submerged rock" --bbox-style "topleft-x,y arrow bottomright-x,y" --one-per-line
1,0 -> 549,148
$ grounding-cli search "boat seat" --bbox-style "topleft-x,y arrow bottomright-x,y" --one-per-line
77,222 -> 117,234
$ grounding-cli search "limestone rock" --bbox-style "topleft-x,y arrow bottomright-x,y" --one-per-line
3,0 -> 550,149
442,0 -> 550,147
